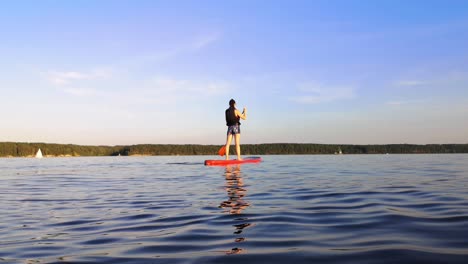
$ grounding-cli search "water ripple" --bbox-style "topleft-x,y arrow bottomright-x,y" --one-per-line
1,155 -> 468,263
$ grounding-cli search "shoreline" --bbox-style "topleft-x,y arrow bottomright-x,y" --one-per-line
2,142 -> 468,157
2,153 -> 468,159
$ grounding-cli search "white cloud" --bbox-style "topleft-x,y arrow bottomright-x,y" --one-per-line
386,98 -> 428,106
191,32 -> 220,50
290,82 -> 356,104
44,68 -> 114,98
395,80 -> 426,87
386,100 -> 407,106
62,87 -> 99,97
118,32 -> 222,68
45,69 -> 112,86
148,76 -> 229,96
47,71 -> 90,85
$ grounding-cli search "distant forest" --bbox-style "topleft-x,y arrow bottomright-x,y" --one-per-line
1,142 -> 468,157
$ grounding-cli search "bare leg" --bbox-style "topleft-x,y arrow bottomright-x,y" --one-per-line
235,133 -> 242,160
225,134 -> 233,160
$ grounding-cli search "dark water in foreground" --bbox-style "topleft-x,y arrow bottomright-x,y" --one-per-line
1,155 -> 468,264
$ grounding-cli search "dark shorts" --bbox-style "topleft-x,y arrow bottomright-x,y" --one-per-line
227,125 -> 241,135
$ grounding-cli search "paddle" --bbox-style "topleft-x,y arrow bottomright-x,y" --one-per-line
218,145 -> 226,156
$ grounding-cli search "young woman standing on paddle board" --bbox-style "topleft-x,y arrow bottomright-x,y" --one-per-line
225,99 -> 247,160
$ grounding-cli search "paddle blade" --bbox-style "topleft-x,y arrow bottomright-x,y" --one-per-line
218,145 -> 226,156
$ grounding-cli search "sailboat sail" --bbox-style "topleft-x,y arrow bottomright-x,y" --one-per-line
36,149 -> 43,158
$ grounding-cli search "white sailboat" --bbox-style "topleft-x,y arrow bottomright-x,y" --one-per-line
35,148 -> 43,158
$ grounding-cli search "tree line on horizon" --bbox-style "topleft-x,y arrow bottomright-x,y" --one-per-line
1,142 -> 468,157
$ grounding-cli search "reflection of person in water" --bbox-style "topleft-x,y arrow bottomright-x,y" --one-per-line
220,165 -> 250,215
219,165 -> 252,255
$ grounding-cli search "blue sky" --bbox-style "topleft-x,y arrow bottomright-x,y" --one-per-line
1,0 -> 467,145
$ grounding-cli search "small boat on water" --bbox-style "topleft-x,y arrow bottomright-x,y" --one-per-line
335,148 -> 343,155
35,148 -> 43,158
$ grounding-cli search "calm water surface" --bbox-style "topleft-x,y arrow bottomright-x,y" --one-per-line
1,155 -> 468,263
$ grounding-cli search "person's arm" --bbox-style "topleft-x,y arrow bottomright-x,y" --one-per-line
236,108 -> 247,120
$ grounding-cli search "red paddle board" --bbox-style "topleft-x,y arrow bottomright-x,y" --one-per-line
204,157 -> 262,166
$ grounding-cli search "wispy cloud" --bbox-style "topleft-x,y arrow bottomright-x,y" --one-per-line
47,71 -> 90,86
191,32 -> 221,50
290,82 -> 356,104
395,80 -> 426,87
386,99 -> 427,106
148,76 -> 230,96
45,69 -> 112,86
110,32 -> 222,70
386,100 -> 410,106
62,87 -> 99,97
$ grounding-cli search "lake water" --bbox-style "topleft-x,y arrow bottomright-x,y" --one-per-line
1,155 -> 468,264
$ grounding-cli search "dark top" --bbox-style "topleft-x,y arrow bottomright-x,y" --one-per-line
225,107 -> 240,126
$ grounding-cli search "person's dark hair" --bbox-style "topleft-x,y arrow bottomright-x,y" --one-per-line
229,99 -> 236,107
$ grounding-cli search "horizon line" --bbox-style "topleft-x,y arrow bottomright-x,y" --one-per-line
2,141 -> 468,147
